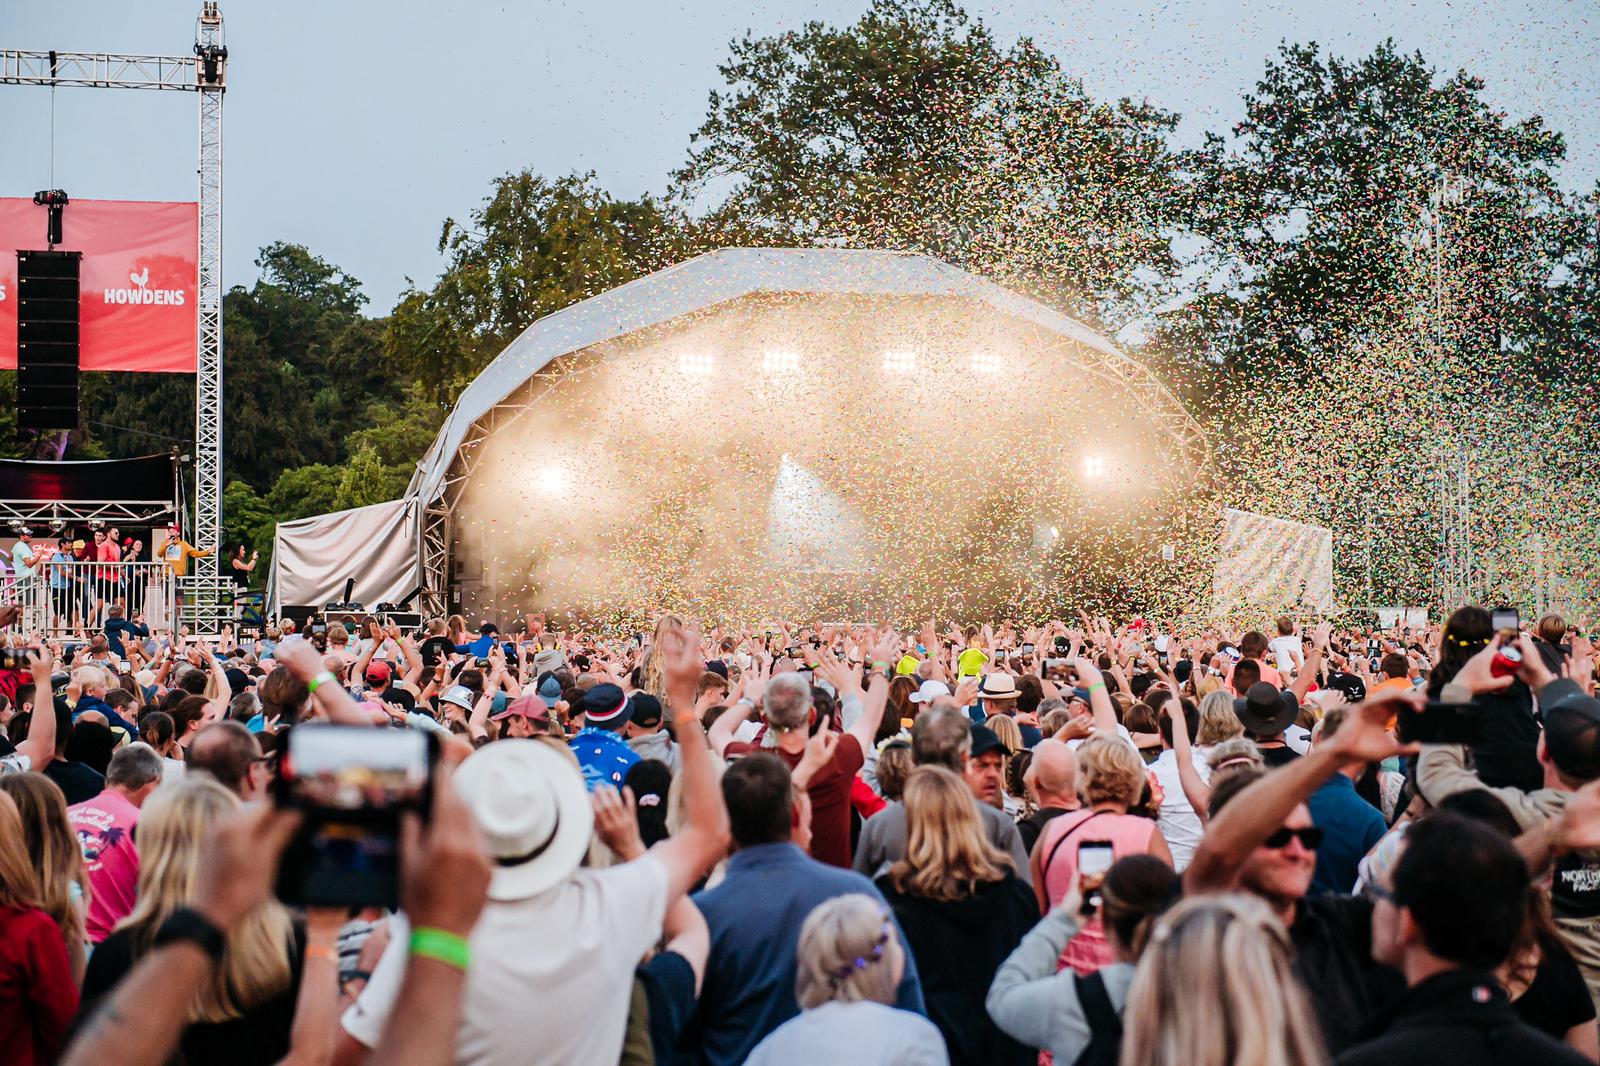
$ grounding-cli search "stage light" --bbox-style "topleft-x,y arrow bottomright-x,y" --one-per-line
763,349 -> 801,372
971,352 -> 1002,374
677,352 -> 715,376
537,466 -> 568,495
1083,455 -> 1106,479
882,350 -> 917,373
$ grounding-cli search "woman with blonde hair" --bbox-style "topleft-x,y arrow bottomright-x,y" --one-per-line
0,773 -> 89,984
1196,688 -> 1245,748
985,713 -> 1023,757
0,788 -> 78,1062
1031,733 -> 1172,975
746,892 -> 948,1064
639,613 -> 687,700
1118,893 -> 1328,1066
79,777 -> 304,1065
878,766 -> 1036,1065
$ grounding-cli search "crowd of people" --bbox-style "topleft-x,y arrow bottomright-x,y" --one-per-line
1,602 -> 1598,1065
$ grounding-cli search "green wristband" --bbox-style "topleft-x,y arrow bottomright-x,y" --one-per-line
409,927 -> 470,971
1087,681 -> 1106,694
307,670 -> 337,694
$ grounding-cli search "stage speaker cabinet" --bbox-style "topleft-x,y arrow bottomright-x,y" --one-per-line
16,250 -> 82,431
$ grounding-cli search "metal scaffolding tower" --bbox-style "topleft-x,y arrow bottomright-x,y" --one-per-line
2,2 -> 227,578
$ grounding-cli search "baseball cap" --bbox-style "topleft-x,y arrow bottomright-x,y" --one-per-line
909,679 -> 951,704
479,622 -> 499,636
537,675 -> 562,709
223,667 -> 251,697
1539,679 -> 1600,780
629,693 -> 664,729
969,723 -> 1006,759
363,660 -> 392,685
578,682 -> 629,726
490,693 -> 551,723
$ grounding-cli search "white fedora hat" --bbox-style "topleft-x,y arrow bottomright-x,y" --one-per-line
978,673 -> 1020,700
452,739 -> 593,901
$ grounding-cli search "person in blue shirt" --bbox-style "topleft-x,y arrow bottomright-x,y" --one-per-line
568,682 -> 640,791
103,605 -> 149,660
1307,705 -> 1389,895
683,752 -> 925,1065
454,622 -> 501,660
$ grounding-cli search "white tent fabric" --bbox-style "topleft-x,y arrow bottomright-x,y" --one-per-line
275,248 -> 1200,609
405,247 -> 1196,505
268,498 -> 420,612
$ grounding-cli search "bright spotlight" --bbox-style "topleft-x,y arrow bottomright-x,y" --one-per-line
971,352 -> 1002,374
537,466 -> 568,495
763,349 -> 801,372
1083,455 -> 1106,479
678,352 -> 715,376
881,350 -> 917,373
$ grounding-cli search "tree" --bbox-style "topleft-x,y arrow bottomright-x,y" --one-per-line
385,172 -> 692,403
674,0 -> 1193,327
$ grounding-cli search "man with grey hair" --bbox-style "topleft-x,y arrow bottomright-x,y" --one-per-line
853,702 -> 1032,884
68,742 -> 163,942
188,720 -> 268,801
712,633 -> 898,868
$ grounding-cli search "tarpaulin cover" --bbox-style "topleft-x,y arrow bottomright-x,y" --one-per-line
1212,508 -> 1335,617
0,453 -> 174,502
0,198 -> 198,372
269,498 -> 421,611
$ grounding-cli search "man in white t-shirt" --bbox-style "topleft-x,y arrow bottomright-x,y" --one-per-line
1268,616 -> 1303,678
338,627 -> 728,1066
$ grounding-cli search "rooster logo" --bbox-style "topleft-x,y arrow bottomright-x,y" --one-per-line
129,267 -> 149,289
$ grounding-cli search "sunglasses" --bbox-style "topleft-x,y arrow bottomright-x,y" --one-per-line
1263,826 -> 1323,851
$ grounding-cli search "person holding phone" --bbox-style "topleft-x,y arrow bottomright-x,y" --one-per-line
1031,734 -> 1173,976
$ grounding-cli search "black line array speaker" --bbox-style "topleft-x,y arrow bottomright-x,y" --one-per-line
16,250 -> 82,431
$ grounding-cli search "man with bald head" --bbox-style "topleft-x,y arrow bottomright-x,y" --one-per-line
188,720 -> 268,801
1018,739 -> 1081,853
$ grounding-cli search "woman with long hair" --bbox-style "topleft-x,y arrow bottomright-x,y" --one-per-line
0,773 -> 89,985
79,777 -> 303,1065
1032,734 -> 1173,975
988,855 -> 1181,1064
639,613 -> 687,701
877,766 -> 1036,1066
1119,894 -> 1328,1066
0,788 -> 78,1063
1427,606 -> 1541,791
746,893 -> 947,1064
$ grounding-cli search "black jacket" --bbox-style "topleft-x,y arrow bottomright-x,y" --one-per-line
877,872 -> 1039,1066
1336,968 -> 1591,1066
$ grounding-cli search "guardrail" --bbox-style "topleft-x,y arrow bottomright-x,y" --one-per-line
0,561 -> 251,639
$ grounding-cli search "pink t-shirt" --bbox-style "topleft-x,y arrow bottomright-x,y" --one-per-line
68,789 -> 141,943
1037,807 -> 1157,975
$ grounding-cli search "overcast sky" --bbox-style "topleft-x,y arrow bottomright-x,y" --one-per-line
4,0 -> 1594,312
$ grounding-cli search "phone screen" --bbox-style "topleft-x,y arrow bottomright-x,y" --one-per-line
275,725 -> 433,907
1077,841 -> 1115,912
1491,607 -> 1520,633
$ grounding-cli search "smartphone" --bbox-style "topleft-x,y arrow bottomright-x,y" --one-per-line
0,647 -> 31,671
1394,699 -> 1482,745
1491,607 -> 1520,634
1078,841 -> 1115,913
1021,643 -> 1035,656
274,725 -> 435,908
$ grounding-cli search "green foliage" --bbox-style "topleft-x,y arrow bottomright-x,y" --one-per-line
384,172 -> 692,403
673,0 -> 1193,327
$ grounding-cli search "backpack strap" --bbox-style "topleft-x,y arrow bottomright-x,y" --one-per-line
1041,809 -> 1110,885
1075,970 -> 1122,1037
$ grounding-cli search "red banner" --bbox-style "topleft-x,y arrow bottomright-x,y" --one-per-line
0,198 -> 198,373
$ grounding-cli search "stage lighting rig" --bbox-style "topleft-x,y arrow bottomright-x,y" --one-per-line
31,189 -> 68,247
194,3 -> 227,87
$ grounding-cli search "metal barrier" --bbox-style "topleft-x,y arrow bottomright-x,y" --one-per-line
2,559 -> 177,640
